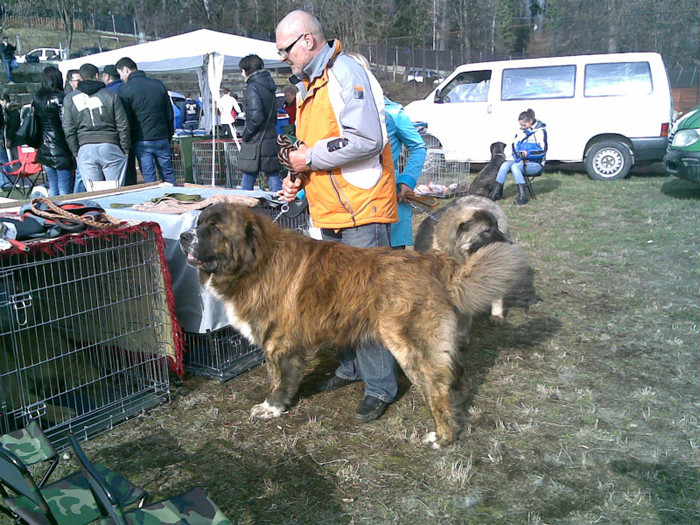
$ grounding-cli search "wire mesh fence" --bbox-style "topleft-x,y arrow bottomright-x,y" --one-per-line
0,224 -> 172,450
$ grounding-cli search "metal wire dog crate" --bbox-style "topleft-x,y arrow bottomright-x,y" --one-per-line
0,223 -> 173,450
171,141 -> 186,186
413,132 -> 471,198
183,326 -> 263,382
191,140 -> 243,188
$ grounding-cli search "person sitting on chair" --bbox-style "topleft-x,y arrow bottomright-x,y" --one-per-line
491,108 -> 547,206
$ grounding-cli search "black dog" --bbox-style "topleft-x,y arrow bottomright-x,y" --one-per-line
468,142 -> 507,197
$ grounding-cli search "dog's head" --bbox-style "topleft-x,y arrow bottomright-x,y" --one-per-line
490,141 -> 506,157
436,206 -> 511,261
179,203 -> 266,277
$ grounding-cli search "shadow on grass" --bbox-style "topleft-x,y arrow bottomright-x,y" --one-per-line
660,178 -> 700,200
610,457 -> 700,524
97,430 -> 349,524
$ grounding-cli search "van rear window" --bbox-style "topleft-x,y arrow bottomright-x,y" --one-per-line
501,65 -> 575,100
584,62 -> 652,97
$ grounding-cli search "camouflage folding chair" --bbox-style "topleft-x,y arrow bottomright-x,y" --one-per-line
0,439 -> 147,525
0,421 -> 60,489
68,434 -> 231,525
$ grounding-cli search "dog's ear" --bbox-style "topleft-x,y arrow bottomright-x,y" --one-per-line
240,214 -> 265,271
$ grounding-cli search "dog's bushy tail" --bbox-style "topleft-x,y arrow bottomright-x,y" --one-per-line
447,242 -> 529,316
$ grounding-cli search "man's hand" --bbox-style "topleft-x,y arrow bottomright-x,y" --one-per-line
288,144 -> 311,173
278,174 -> 303,202
397,183 -> 412,202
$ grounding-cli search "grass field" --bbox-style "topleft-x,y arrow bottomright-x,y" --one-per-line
3,167 -> 698,524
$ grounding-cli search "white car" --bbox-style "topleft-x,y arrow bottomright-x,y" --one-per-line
16,47 -> 62,64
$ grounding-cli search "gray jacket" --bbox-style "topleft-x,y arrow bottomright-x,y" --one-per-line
62,80 -> 130,156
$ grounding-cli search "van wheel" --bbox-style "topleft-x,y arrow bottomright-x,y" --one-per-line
585,141 -> 632,180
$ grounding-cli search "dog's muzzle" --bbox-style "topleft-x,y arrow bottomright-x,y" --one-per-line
179,229 -> 217,271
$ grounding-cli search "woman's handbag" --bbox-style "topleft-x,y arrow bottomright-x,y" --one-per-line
14,106 -> 41,148
236,141 -> 260,173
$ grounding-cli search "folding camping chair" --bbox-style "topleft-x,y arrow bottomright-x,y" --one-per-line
523,164 -> 544,200
2,146 -> 44,198
0,434 -> 147,525
68,434 -> 231,525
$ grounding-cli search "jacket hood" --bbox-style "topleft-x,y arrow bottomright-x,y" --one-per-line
78,80 -> 106,96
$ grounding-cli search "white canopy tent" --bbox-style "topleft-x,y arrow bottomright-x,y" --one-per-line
59,29 -> 287,185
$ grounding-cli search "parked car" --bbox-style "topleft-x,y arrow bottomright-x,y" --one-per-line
664,105 -> 700,183
16,47 -> 61,64
68,46 -> 105,59
404,52 -> 673,180
406,68 -> 444,84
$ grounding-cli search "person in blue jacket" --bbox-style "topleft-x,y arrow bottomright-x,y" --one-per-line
385,98 -> 427,248
491,108 -> 547,205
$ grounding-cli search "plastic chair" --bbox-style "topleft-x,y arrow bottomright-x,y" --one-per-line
0,437 -> 147,525
1,146 -> 44,198
68,434 -> 232,525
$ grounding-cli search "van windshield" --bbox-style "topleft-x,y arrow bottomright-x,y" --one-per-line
439,70 -> 491,103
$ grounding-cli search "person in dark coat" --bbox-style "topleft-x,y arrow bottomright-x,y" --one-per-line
238,54 -> 281,191
115,56 -> 175,184
32,66 -> 75,195
101,65 -> 123,93
2,93 -> 21,161
1,36 -> 16,83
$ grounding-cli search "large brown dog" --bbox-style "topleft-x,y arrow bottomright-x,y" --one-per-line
180,203 -> 528,448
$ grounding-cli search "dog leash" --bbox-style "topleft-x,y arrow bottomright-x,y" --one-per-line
404,191 -> 441,222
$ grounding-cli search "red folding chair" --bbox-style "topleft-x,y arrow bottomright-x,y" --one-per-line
2,146 -> 44,198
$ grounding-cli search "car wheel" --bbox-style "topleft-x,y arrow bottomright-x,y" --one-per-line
585,140 -> 632,180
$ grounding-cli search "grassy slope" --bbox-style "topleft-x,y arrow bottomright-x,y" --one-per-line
2,175 -> 698,523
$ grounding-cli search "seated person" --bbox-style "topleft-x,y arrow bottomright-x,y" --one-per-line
491,108 -> 547,205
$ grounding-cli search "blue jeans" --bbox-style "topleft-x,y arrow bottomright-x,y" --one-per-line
321,222 -> 398,403
44,166 -> 74,196
241,171 -> 282,192
0,147 -> 10,187
496,160 -> 543,185
73,167 -> 86,193
133,139 -> 175,184
3,59 -> 12,82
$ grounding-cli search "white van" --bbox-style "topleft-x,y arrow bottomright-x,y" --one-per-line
404,52 -> 673,180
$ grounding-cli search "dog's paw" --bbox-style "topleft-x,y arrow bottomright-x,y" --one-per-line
488,314 -> 506,326
420,431 -> 441,450
250,400 -> 285,419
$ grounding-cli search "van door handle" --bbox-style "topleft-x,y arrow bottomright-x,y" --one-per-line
487,104 -> 492,114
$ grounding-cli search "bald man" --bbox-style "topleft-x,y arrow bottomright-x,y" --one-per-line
275,10 -> 399,424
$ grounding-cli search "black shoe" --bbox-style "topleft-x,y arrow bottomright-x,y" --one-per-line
514,183 -> 530,205
355,395 -> 389,423
490,182 -> 503,201
314,375 -> 357,393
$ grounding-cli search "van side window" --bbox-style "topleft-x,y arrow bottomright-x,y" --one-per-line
501,65 -> 576,100
439,70 -> 491,103
584,62 -> 652,97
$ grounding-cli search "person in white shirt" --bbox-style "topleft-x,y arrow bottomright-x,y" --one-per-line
218,87 -> 241,138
